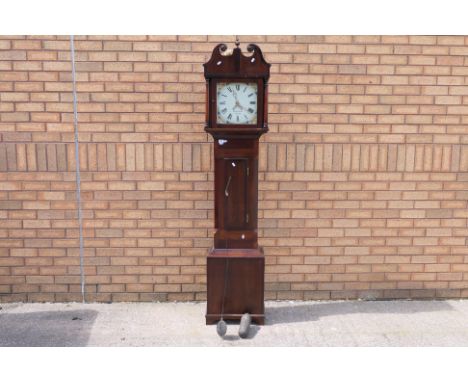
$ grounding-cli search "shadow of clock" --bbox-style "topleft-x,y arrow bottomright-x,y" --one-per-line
245,325 -> 261,339
264,300 -> 454,326
222,334 -> 240,342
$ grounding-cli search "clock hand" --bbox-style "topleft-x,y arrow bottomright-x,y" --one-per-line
231,90 -> 247,112
233,102 -> 244,112
233,100 -> 243,111
233,92 -> 244,110
232,90 -> 240,110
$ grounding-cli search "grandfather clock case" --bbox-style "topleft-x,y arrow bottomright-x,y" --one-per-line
204,42 -> 270,325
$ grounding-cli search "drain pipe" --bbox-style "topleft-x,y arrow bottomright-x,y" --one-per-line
70,35 -> 85,303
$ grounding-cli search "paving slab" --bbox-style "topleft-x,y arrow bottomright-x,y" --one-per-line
1,300 -> 468,346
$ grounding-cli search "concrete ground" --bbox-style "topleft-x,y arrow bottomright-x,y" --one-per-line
1,300 -> 467,346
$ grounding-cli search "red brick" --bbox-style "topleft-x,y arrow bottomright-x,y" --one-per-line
0,35 -> 467,302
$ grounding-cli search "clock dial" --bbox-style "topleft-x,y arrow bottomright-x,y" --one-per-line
216,82 -> 258,125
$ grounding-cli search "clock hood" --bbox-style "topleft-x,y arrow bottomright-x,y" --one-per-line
204,43 -> 270,80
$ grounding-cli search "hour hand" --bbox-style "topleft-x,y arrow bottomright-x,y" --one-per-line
233,100 -> 243,111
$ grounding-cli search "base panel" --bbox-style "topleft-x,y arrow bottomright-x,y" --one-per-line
206,248 -> 265,326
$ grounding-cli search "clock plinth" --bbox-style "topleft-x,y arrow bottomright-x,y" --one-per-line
204,43 -> 270,326
206,248 -> 265,325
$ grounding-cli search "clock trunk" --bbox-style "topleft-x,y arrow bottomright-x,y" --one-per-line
213,139 -> 258,250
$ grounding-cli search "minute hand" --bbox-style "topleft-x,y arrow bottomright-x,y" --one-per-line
233,90 -> 244,110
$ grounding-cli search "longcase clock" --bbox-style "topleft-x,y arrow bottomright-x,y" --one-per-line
204,41 -> 270,325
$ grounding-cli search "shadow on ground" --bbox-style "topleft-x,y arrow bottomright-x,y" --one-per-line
265,300 -> 454,325
0,309 -> 98,346
220,320 -> 262,341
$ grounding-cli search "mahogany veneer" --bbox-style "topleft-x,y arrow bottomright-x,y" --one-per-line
204,42 -> 270,325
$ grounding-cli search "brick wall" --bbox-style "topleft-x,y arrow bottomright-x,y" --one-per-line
0,35 -> 467,303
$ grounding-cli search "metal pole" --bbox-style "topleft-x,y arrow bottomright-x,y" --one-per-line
70,35 -> 85,303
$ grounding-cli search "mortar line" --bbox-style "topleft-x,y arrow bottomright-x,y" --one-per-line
70,35 -> 85,303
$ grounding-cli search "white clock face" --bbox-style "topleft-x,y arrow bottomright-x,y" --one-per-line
216,82 -> 258,125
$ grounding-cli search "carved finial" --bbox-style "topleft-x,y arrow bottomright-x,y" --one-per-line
235,35 -> 240,48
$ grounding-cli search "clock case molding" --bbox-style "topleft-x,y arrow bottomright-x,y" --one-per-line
204,43 -> 270,325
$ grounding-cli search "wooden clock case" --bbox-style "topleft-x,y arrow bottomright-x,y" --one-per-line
204,43 -> 270,325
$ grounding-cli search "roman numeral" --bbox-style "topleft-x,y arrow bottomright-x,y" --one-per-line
227,86 -> 232,92
248,108 -> 254,113
235,84 -> 240,91
222,108 -> 227,113
220,101 -> 226,105
227,114 -> 232,120
250,101 -> 255,104
248,93 -> 254,97
236,115 -> 239,122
